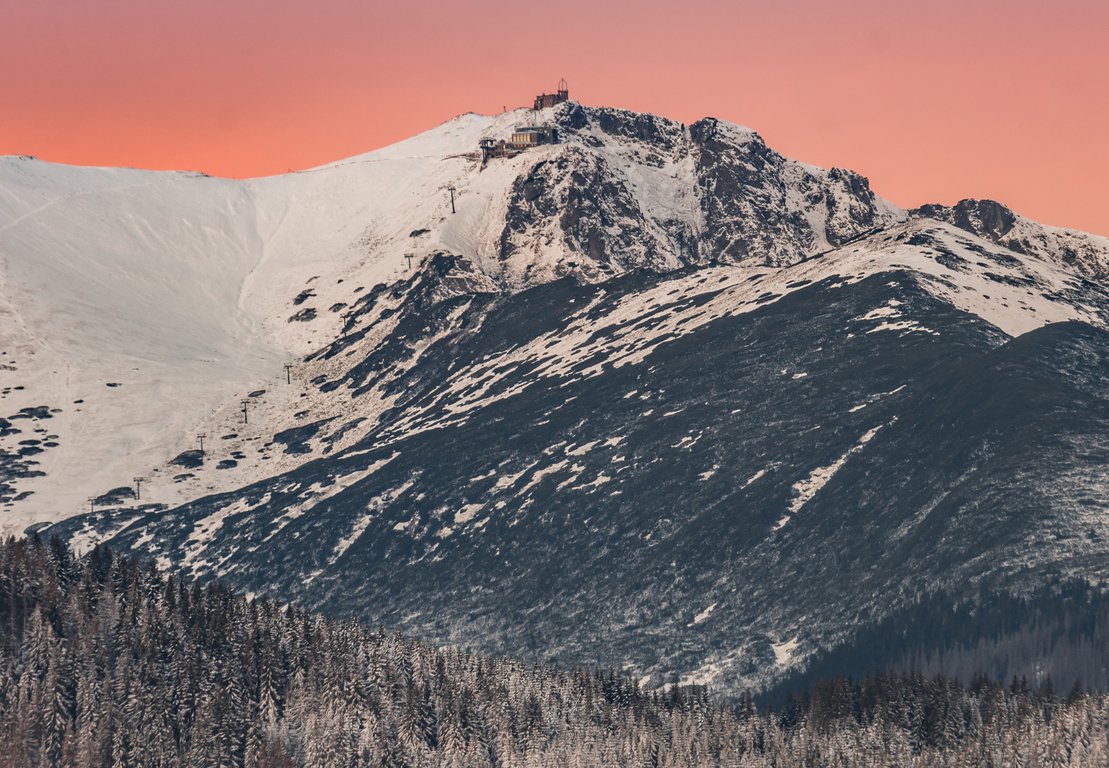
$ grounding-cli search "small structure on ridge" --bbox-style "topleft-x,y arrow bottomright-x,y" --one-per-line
509,125 -> 559,150
480,125 -> 560,164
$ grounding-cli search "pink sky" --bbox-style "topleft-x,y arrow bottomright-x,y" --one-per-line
3,0 -> 1106,234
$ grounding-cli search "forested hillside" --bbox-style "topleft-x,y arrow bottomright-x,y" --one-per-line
2,536 -> 1108,767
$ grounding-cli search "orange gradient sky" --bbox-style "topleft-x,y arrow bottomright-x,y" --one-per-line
3,0 -> 1107,234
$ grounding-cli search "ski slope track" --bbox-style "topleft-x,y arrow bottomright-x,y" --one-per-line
4,102 -> 1109,693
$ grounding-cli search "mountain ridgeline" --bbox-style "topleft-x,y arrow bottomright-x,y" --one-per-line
2,101 -> 1109,697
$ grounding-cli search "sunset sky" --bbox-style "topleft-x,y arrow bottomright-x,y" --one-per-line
4,0 -> 1107,234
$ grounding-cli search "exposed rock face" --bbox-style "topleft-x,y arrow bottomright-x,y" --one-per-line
691,118 -> 894,265
499,147 -> 675,287
505,110 -> 1109,286
509,107 -> 1109,286
559,103 -> 685,152
497,105 -> 903,282
915,199 -> 1018,241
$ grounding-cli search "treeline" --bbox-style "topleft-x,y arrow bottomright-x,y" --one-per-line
764,581 -> 1109,704
1,536 -> 1108,767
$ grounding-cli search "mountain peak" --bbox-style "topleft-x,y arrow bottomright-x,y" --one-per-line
914,197 -> 1109,278
914,198 -> 1019,242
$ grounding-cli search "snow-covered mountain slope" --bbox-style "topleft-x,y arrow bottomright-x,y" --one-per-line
0,161 -> 285,530
6,100 -> 1109,692
0,111 -> 529,531
0,102 -> 911,532
914,198 -> 1109,279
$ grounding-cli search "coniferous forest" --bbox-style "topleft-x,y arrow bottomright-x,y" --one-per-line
2,536 -> 1109,768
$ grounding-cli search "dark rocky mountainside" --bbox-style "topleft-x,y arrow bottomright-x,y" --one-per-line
51,245 -> 1109,693
8,102 -> 1109,695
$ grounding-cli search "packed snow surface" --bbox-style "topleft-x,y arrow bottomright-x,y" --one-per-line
0,111 -> 537,533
